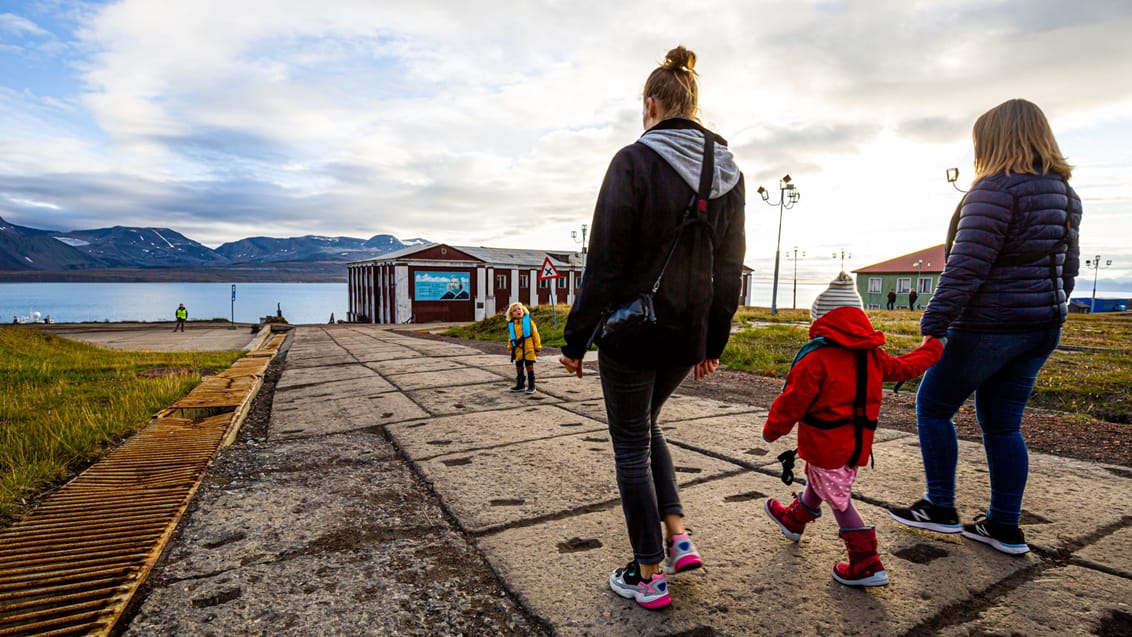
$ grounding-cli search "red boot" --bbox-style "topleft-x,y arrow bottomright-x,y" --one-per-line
764,494 -> 821,541
832,527 -> 889,587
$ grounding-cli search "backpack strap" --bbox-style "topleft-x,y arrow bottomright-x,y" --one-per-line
649,133 -> 715,294
780,336 -> 832,391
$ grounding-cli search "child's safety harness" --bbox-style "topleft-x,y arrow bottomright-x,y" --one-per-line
776,337 -> 877,484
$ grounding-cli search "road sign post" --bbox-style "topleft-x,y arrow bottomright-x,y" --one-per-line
538,256 -> 561,329
230,284 -> 236,329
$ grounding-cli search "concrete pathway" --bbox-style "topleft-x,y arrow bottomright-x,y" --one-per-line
129,325 -> 1132,636
42,322 -> 261,352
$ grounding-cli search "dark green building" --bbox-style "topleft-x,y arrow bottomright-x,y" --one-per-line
854,245 -> 945,310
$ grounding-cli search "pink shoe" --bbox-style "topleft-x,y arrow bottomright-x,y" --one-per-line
664,532 -> 703,574
609,561 -> 671,610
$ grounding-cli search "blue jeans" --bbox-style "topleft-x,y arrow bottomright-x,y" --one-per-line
598,353 -> 691,565
915,327 -> 1060,526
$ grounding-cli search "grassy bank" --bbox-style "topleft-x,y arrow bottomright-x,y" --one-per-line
0,327 -> 242,523
445,306 -> 1132,424
445,305 -> 569,348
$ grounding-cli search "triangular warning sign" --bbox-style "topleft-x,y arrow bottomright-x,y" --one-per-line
538,256 -> 560,281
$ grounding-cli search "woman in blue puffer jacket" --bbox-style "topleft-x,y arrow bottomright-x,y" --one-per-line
889,99 -> 1082,556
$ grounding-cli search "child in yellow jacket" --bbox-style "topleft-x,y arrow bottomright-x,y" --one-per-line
506,302 -> 541,394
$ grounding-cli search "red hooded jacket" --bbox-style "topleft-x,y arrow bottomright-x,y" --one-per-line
762,307 -> 943,469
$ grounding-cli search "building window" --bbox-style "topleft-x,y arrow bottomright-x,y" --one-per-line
867,277 -> 882,294
896,277 -> 912,294
538,279 -> 550,289
918,278 -> 934,294
519,275 -> 529,287
558,275 -> 568,287
495,275 -> 507,288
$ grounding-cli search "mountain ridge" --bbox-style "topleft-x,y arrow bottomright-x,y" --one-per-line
0,216 -> 428,281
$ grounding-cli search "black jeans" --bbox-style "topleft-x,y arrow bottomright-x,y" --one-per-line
598,352 -> 692,565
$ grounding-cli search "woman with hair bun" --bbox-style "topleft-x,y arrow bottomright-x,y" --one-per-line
560,45 -> 746,610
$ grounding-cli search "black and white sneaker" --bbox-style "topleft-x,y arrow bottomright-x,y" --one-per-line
962,514 -> 1029,555
888,498 -> 961,533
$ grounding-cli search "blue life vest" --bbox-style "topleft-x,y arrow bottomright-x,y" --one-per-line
508,315 -> 532,344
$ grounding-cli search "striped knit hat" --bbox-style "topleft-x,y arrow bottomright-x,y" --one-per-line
811,271 -> 863,320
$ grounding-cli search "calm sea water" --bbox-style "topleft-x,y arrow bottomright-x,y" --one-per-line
0,282 -> 347,325
2,281 -> 1127,325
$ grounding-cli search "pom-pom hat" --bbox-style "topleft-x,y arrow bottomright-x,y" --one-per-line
811,271 -> 864,320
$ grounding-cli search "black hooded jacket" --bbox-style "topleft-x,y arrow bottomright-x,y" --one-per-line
561,118 -> 746,367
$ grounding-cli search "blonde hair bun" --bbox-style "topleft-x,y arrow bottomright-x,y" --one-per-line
663,46 -> 696,73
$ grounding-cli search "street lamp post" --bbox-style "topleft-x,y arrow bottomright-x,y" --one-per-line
1085,254 -> 1113,313
570,223 -> 588,285
912,258 -> 931,308
832,248 -> 851,271
946,167 -> 967,193
757,174 -> 800,315
785,247 -> 805,310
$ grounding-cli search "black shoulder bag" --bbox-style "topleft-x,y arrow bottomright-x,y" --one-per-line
596,133 -> 715,348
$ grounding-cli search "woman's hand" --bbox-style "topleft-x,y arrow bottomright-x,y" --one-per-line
560,355 -> 584,378
694,358 -> 719,380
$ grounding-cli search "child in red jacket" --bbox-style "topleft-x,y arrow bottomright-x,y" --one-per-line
762,272 -> 944,587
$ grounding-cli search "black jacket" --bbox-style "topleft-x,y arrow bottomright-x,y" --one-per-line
921,171 -> 1082,337
561,118 -> 746,367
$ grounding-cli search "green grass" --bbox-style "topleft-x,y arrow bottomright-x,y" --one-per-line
444,305 -> 1132,424
0,327 -> 243,523
445,305 -> 569,348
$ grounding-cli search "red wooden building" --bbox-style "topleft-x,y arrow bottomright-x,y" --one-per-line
348,242 -> 756,324
347,244 -> 579,324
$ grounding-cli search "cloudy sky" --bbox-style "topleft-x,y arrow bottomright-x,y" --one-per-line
2,0 -> 1130,290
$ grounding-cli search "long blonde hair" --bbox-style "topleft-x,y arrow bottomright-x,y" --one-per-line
643,46 -> 699,121
505,302 -> 528,318
972,98 -> 1073,182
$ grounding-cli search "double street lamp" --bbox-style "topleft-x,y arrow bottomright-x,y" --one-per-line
785,247 -> 805,310
1085,254 -> 1113,313
757,174 -> 800,315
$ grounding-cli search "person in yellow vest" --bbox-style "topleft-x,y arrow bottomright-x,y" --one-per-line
505,302 -> 541,394
173,303 -> 187,332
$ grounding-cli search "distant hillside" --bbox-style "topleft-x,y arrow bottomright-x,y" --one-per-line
0,216 -> 427,280
58,225 -> 231,267
215,233 -> 410,263
0,217 -> 102,270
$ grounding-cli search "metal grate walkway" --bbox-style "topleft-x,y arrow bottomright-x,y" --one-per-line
0,331 -> 286,636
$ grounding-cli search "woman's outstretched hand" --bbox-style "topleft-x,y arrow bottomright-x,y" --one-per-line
560,355 -> 584,378
694,358 -> 719,380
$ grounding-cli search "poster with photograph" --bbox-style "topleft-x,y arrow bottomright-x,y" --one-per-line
414,271 -> 471,301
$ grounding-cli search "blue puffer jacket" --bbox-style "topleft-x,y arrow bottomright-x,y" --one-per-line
921,171 -> 1082,337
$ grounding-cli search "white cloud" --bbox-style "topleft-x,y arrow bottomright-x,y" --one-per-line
0,13 -> 48,36
0,0 -> 1129,285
